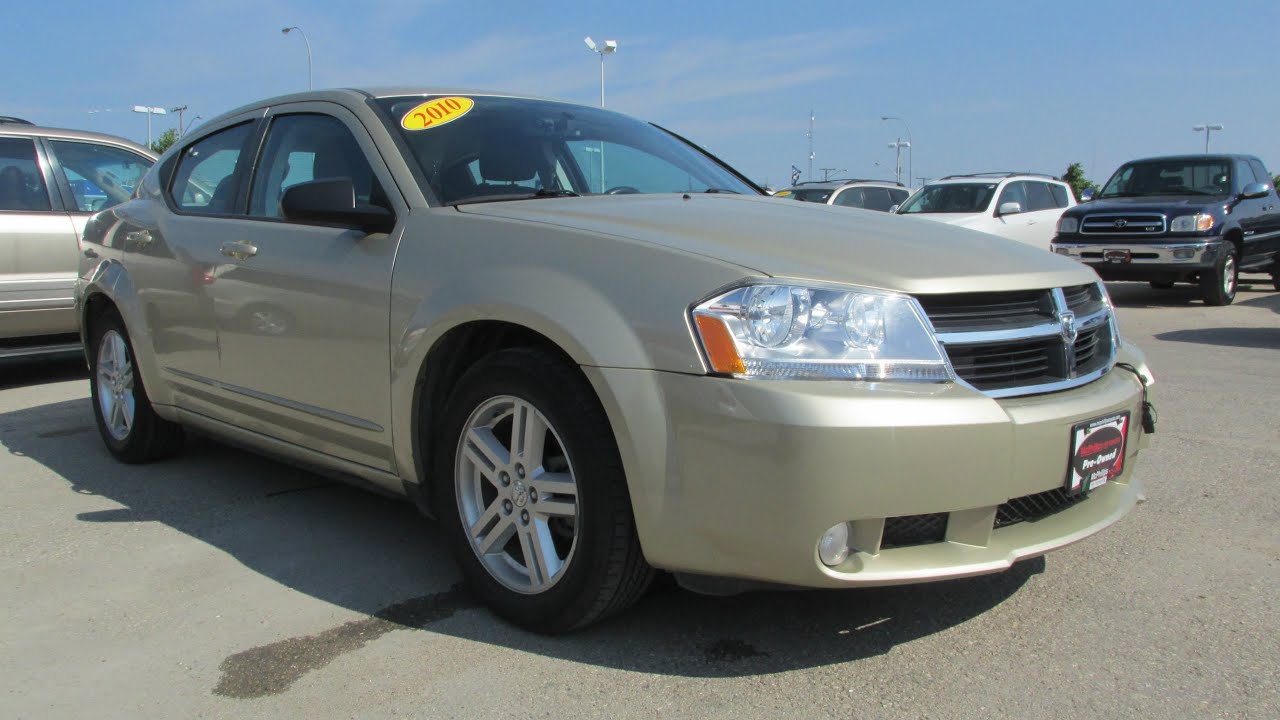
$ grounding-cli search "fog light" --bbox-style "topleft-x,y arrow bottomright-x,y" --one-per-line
818,523 -> 851,567
1172,248 -> 1195,259
1054,247 -> 1071,256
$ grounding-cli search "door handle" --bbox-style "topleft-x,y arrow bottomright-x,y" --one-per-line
83,248 -> 99,259
219,241 -> 258,260
125,230 -> 152,246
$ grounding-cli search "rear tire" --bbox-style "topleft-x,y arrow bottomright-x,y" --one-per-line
88,308 -> 184,463
434,347 -> 652,633
1200,245 -> 1238,306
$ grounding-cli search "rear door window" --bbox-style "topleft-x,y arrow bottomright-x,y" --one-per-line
1048,183 -> 1070,208
168,123 -> 255,215
0,136 -> 52,211
1024,182 -> 1057,212
47,140 -> 152,212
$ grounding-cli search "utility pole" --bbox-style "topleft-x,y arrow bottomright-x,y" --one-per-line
170,105 -> 188,135
820,168 -> 836,181
807,110 -> 814,181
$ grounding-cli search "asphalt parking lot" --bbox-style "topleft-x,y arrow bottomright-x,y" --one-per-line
2,281 -> 1277,720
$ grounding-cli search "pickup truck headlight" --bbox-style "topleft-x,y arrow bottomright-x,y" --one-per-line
691,282 -> 954,381
1056,216 -> 1079,234
1169,214 -> 1215,232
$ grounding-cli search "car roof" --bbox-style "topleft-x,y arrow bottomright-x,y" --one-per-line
928,173 -> 1065,186
0,123 -> 155,157
1117,153 -> 1260,164
203,86 -> 570,127
781,180 -> 906,191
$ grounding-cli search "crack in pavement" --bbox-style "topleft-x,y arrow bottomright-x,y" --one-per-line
214,584 -> 478,699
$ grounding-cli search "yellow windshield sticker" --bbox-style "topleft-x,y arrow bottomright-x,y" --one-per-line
400,96 -> 474,130
774,190 -> 792,196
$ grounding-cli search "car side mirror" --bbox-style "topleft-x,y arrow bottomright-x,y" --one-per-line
1239,182 -> 1271,200
997,201 -> 1023,216
281,178 -> 395,232
1080,188 -> 1095,202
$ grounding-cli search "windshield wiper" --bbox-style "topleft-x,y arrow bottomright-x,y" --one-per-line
1098,192 -> 1140,198
703,188 -> 741,194
533,188 -> 580,198
446,189 -> 579,206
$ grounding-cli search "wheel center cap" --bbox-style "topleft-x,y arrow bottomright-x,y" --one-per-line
512,480 -> 528,508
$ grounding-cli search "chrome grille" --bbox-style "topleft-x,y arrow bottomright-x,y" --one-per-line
1081,213 -> 1165,235
920,283 -> 1116,397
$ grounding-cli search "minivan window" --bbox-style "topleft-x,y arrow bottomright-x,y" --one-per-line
0,137 -> 51,211
168,123 -> 255,214
47,140 -> 152,212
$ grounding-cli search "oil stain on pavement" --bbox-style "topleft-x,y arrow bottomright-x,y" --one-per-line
214,584 -> 478,698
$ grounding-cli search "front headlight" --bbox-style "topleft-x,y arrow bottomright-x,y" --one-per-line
1169,214 -> 1215,232
691,282 -> 954,381
1057,216 -> 1079,234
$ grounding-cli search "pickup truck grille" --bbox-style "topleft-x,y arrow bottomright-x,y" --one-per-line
1080,213 -> 1165,235
918,283 -> 1116,398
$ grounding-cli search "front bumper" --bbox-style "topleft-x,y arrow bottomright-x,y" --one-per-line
586,343 -> 1151,589
1051,236 -> 1223,280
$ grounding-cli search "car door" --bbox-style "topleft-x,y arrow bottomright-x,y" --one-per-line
1230,159 -> 1269,264
991,181 -> 1041,246
1244,158 -> 1280,260
1020,181 -> 1067,250
0,134 -> 79,341
208,104 -> 405,471
126,117 -> 261,388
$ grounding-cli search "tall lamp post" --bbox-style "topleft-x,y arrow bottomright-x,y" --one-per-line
888,139 -> 911,185
1192,123 -> 1223,153
881,115 -> 913,186
132,105 -> 167,148
282,26 -> 313,90
583,36 -> 617,108
584,37 -> 617,193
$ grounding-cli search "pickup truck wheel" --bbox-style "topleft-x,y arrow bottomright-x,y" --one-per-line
1271,260 -> 1279,291
1148,280 -> 1175,290
436,348 -> 652,633
88,308 -> 184,463
1200,246 -> 1238,306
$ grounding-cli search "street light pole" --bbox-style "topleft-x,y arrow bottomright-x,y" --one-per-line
583,37 -> 618,108
881,116 -> 913,187
1192,123 -> 1223,153
132,105 -> 167,148
888,139 -> 911,185
282,26 -> 313,90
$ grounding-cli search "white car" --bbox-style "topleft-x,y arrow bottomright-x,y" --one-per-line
775,179 -> 911,212
895,173 -> 1076,250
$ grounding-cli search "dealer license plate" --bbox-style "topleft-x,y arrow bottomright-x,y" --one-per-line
1066,411 -> 1130,494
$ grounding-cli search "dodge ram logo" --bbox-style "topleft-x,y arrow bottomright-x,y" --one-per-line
1058,311 -> 1078,345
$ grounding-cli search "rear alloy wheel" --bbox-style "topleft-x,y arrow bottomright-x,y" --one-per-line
89,308 -> 184,463
1200,245 -> 1238,306
436,348 -> 651,633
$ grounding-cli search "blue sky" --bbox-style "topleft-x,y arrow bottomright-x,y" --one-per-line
5,1 -> 1278,188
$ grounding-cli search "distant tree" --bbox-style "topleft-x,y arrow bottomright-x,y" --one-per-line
150,128 -> 178,155
1273,174 -> 1279,189
1061,162 -> 1100,201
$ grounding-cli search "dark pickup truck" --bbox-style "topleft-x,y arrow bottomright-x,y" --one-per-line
1051,154 -> 1280,305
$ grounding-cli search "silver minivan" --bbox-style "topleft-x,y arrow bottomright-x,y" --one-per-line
1,119 -> 154,358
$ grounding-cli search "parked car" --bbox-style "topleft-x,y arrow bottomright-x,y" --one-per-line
895,173 -> 1076,250
78,88 -> 1155,633
774,179 -> 910,212
1051,154 -> 1280,305
1,121 -> 154,358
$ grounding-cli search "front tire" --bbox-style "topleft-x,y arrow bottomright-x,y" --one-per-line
1200,245 -> 1238,306
88,308 -> 184,463
434,348 -> 652,633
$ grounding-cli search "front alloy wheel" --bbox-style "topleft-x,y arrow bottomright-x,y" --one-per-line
456,396 -> 580,594
1200,245 -> 1238,306
435,348 -> 652,633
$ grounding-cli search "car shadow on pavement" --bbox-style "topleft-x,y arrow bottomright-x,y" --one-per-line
1154,327 -> 1280,350
0,356 -> 88,390
4,396 -> 1042,687
1103,281 -> 1276,308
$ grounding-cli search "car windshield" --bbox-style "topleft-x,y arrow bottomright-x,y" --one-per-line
1099,159 -> 1232,198
780,188 -> 834,202
896,183 -> 997,214
376,95 -> 756,205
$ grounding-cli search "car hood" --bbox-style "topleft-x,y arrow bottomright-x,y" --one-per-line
455,194 -> 1097,294
1068,195 -> 1227,216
